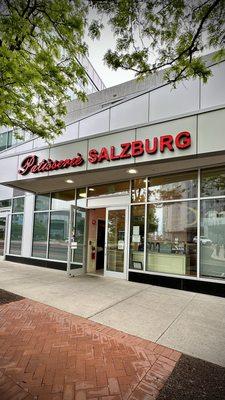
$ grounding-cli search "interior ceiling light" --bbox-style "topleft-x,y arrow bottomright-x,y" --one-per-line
79,192 -> 87,198
65,179 -> 74,183
127,168 -> 138,174
89,188 -> 95,191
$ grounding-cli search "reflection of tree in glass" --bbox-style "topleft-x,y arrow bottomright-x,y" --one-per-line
34,221 -> 47,240
202,175 -> 225,197
148,206 -> 158,232
132,179 -> 146,202
152,184 -> 185,200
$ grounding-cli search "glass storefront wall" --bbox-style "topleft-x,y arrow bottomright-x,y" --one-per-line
32,212 -> 48,258
130,167 -> 225,281
35,194 -> 50,211
88,181 -> 129,198
200,168 -> 225,279
9,196 -> 25,255
146,201 -> 197,276
130,205 -> 145,270
32,190 -> 82,261
10,214 -> 24,255
26,167 -> 225,282
106,209 -> 125,273
148,172 -> 198,201
51,190 -> 75,210
48,211 -> 69,260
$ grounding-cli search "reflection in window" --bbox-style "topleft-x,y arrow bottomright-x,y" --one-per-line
201,168 -> 225,197
48,211 -> 69,260
130,205 -> 145,270
32,213 -> 49,258
10,214 -> 23,255
146,202 -> 197,276
35,194 -> 50,211
71,210 -> 86,266
148,172 -> 198,201
12,197 -> 24,213
76,188 -> 87,207
131,179 -> 146,203
0,217 -> 6,256
51,190 -> 75,210
0,199 -> 11,208
200,199 -> 225,279
106,209 -> 125,273
0,132 -> 8,152
88,181 -> 129,198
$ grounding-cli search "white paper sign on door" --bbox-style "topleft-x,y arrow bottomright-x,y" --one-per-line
118,240 -> 124,250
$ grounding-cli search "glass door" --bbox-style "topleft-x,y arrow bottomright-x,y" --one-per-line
104,207 -> 128,278
0,217 -> 6,257
67,205 -> 87,276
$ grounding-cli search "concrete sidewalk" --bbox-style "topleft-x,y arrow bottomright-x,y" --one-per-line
0,261 -> 225,367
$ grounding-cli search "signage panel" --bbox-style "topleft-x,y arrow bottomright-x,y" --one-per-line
18,131 -> 192,176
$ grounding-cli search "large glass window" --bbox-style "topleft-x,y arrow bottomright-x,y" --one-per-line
76,188 -> 87,207
72,209 -> 86,265
35,194 -> 50,211
106,209 -> 125,273
87,181 -> 129,198
131,179 -> 146,203
51,190 -> 75,210
146,201 -> 197,276
32,213 -> 49,258
148,172 -> 198,202
200,199 -> 225,279
10,214 -> 23,255
201,167 -> 225,197
130,205 -> 145,270
12,197 -> 24,213
0,132 -> 8,152
0,199 -> 11,208
48,211 -> 69,260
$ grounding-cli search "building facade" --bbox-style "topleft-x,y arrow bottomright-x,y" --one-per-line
0,53 -> 225,296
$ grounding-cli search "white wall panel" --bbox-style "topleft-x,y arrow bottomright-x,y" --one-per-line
0,185 -> 13,200
110,94 -> 149,131
198,109 -> 225,154
13,141 -> 34,153
32,137 -> 49,149
201,62 -> 225,109
49,141 -> 87,175
0,147 -> 17,156
79,109 -> 110,138
53,123 -> 79,144
150,79 -> 199,121
0,156 -> 18,182
88,130 -> 135,170
136,116 -> 197,164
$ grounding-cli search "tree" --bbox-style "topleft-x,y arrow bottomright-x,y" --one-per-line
0,0 -> 88,141
90,0 -> 225,84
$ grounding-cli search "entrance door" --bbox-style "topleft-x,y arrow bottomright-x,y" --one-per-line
104,207 -> 128,278
96,219 -> 105,270
67,205 -> 87,276
0,217 -> 6,257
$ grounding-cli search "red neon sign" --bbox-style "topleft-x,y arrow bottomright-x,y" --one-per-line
18,131 -> 191,175
88,131 -> 191,163
18,154 -> 84,176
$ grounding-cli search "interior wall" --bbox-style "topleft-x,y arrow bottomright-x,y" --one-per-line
87,208 -> 106,273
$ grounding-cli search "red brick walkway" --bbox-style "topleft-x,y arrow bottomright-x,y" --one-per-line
0,299 -> 181,400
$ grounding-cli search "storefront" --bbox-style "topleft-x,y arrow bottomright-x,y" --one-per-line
0,54 -> 225,295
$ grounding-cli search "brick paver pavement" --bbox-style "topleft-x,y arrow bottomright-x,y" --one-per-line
0,298 -> 181,400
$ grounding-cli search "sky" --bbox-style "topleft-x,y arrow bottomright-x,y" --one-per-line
85,11 -> 135,88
